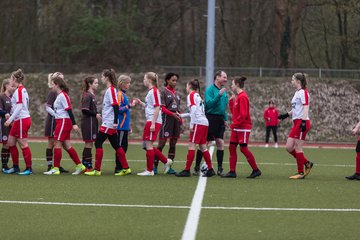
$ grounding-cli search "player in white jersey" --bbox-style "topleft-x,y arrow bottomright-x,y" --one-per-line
175,79 -> 215,177
278,73 -> 313,179
3,69 -> 32,175
85,69 -> 131,176
43,76 -> 85,175
135,72 -> 172,176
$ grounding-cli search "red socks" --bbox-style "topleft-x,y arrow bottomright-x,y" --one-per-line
356,152 -> 360,174
66,147 -> 81,165
116,147 -> 129,169
22,147 -> 32,168
229,144 -> 237,172
146,149 -> 155,171
240,146 -> 258,171
154,148 -> 168,163
185,149 -> 195,171
53,148 -> 62,167
202,150 -> 213,170
95,148 -> 104,171
295,152 -> 306,173
9,146 -> 19,166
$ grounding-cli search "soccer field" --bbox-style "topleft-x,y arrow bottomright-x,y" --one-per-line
0,142 -> 359,240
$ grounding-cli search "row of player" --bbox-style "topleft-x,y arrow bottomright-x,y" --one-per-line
0,69 -> 359,179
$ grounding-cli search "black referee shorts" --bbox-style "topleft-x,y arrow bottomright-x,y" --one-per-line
206,114 -> 225,141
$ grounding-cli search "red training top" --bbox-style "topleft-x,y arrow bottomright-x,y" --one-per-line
263,107 -> 279,127
229,91 -> 252,130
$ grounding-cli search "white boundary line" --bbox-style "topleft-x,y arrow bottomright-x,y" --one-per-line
181,143 -> 216,240
0,200 -> 359,212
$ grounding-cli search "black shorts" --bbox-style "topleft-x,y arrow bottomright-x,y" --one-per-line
159,114 -> 181,139
44,115 -> 56,138
81,117 -> 98,142
206,114 -> 225,141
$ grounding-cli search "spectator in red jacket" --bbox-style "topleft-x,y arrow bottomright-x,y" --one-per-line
263,100 -> 279,148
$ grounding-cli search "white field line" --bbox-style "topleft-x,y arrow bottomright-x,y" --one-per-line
0,200 -> 359,213
181,144 -> 216,240
30,158 -> 355,168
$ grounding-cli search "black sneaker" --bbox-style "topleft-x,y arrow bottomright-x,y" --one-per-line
204,168 -> 216,177
59,166 -> 69,173
217,166 -> 223,176
246,169 -> 262,179
175,170 -> 191,177
345,173 -> 360,180
221,171 -> 237,178
304,161 -> 314,176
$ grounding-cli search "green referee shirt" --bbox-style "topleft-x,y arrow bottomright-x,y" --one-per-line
204,84 -> 229,121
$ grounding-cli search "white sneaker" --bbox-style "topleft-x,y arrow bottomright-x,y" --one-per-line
137,170 -> 154,176
274,143 -> 279,148
265,144 -> 269,148
164,159 -> 173,174
43,167 -> 60,175
72,164 -> 85,175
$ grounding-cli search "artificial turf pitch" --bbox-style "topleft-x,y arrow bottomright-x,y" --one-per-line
0,142 -> 359,240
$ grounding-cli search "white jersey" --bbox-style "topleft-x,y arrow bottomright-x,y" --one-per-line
186,91 -> 208,128
291,88 -> 310,120
101,86 -> 118,129
144,87 -> 162,124
53,91 -> 72,119
10,86 -> 30,121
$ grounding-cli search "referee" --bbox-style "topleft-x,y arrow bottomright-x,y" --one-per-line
194,70 -> 228,175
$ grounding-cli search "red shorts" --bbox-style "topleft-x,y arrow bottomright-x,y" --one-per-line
229,128 -> 251,144
9,117 -> 31,139
99,126 -> 117,135
142,121 -> 161,141
189,124 -> 208,145
54,118 -> 73,142
288,119 -> 311,140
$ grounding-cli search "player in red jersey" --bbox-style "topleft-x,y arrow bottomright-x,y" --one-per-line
345,121 -> 360,180
263,100 -> 279,148
175,79 -> 215,177
222,76 -> 261,178
278,73 -> 313,179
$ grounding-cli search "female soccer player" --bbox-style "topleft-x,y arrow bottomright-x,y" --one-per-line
84,69 -> 131,176
175,79 -> 215,177
222,76 -> 261,178
263,100 -> 279,148
43,76 -> 85,175
278,73 -> 313,179
44,72 -> 68,173
0,79 -> 14,172
3,69 -> 33,175
114,74 -> 135,173
135,72 -> 173,176
345,122 -> 360,180
155,72 -> 181,174
80,76 -> 100,171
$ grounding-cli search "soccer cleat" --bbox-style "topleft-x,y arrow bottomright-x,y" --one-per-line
115,168 -> 132,176
246,169 -> 262,179
204,168 -> 216,177
153,166 -> 158,175
167,167 -> 176,174
137,170 -> 154,176
304,161 -> 314,176
59,166 -> 69,173
289,172 -> 305,179
84,170 -> 102,176
114,167 -> 122,174
345,173 -> 360,180
43,167 -> 60,175
72,164 -> 86,175
18,168 -> 32,175
164,159 -> 173,174
175,170 -> 191,177
2,165 -> 10,172
3,167 -> 20,174
217,166 -> 223,176
221,171 -> 237,178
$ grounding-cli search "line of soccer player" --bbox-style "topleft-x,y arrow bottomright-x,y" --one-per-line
0,69 -> 359,180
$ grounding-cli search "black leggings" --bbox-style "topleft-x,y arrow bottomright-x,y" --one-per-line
95,131 -> 120,150
265,126 -> 278,143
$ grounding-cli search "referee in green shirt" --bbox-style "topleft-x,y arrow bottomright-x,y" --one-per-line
194,70 -> 228,175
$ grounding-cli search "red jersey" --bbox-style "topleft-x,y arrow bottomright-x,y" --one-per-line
263,107 -> 279,126
229,91 -> 252,130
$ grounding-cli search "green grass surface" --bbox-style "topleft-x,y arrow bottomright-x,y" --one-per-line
0,142 -> 359,239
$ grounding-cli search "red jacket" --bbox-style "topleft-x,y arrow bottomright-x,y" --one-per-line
263,107 -> 279,126
229,91 -> 252,130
